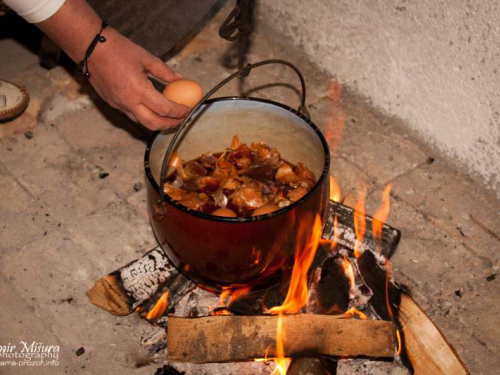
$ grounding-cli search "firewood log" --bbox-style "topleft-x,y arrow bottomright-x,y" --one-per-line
399,293 -> 469,375
167,314 -> 395,363
87,247 -> 194,315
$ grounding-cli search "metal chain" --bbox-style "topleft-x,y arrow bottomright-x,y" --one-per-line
219,0 -> 253,75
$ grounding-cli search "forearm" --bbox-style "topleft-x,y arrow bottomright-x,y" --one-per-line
36,0 -> 103,63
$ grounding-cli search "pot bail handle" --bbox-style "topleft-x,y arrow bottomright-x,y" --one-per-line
159,59 -> 310,202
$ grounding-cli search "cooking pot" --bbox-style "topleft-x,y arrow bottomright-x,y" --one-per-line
144,60 -> 330,291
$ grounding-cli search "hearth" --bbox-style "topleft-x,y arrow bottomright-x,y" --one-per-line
88,198 -> 467,374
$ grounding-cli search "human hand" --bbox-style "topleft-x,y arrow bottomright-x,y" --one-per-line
87,28 -> 190,130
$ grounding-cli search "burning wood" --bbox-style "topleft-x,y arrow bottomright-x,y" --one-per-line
86,247 -> 195,316
356,250 -> 401,321
167,314 -> 395,363
317,254 -> 350,314
322,201 -> 401,258
86,200 -> 402,317
372,183 -> 393,244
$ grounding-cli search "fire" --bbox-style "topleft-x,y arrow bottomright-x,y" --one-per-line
270,214 -> 323,314
344,306 -> 368,320
219,288 -> 231,307
320,213 -> 339,252
253,315 -> 290,374
353,181 -> 367,258
145,291 -> 169,324
329,176 -> 342,202
396,328 -> 402,356
254,347 -> 270,362
333,215 -> 339,247
372,183 -> 393,244
264,214 -> 322,374
341,255 -> 356,291
219,285 -> 252,307
384,259 -> 394,320
270,313 -> 290,375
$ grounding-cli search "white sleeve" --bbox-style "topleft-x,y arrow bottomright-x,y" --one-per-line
4,0 -> 66,23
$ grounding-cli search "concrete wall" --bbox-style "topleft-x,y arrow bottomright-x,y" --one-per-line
258,0 -> 500,196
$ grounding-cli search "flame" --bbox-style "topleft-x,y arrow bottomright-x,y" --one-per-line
353,181 -> 367,258
329,176 -> 342,202
341,255 -> 356,291
324,80 -> 345,155
271,313 -> 290,375
219,285 -> 252,308
253,315 -> 291,374
344,307 -> 368,320
319,211 -> 338,252
210,309 -> 231,316
372,183 -> 393,244
384,259 -> 394,320
396,328 -> 402,356
145,291 -> 169,324
270,214 -> 323,314
332,215 -> 339,249
265,214 -> 322,374
169,151 -> 183,169
254,347 -> 270,362
219,288 -> 231,307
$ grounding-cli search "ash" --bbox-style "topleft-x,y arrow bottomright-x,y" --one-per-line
338,359 -> 409,375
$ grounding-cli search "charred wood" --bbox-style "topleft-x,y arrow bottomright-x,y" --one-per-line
356,250 -> 413,371
154,364 -> 185,375
317,254 -> 350,314
356,250 -> 400,321
138,272 -> 196,323
323,202 -> 401,259
87,247 -> 193,315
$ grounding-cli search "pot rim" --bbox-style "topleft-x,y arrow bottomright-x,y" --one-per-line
144,96 -> 331,223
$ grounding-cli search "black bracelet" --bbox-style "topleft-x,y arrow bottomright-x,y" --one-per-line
78,21 -> 108,79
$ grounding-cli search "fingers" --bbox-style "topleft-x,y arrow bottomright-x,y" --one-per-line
143,88 -> 190,119
143,55 -> 183,84
133,104 -> 183,130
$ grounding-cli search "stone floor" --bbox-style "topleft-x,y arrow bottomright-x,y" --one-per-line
1,4 -> 499,375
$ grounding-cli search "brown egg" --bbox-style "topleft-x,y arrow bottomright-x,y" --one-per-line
212,207 -> 238,217
162,79 -> 203,108
252,204 -> 280,217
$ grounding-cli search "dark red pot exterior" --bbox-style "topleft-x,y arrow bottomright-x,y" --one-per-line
144,97 -> 331,291
146,176 -> 329,290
